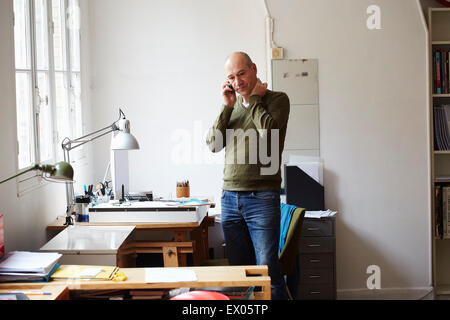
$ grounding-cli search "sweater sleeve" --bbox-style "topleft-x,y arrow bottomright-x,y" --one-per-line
206,105 -> 234,153
247,93 -> 290,131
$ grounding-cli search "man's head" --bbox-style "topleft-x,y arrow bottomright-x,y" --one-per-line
224,52 -> 258,100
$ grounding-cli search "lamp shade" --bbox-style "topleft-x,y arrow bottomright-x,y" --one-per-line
111,119 -> 140,150
40,162 -> 74,182
111,131 -> 140,150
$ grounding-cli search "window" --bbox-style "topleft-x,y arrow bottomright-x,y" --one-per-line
13,0 -> 83,193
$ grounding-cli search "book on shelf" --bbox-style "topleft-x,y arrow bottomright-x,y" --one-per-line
433,49 -> 450,95
433,104 -> 450,151
443,186 -> 450,239
436,185 -> 443,239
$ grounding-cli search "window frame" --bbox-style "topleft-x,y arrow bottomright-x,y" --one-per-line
13,0 -> 84,196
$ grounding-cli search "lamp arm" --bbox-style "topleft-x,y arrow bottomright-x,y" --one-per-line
61,108 -> 126,152
0,164 -> 40,185
62,123 -> 118,152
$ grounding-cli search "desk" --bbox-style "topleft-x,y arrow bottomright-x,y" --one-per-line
0,265 -> 271,300
0,284 -> 69,300
46,216 -> 215,267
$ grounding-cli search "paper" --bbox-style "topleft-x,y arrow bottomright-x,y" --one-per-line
0,251 -> 61,274
78,267 -> 104,278
51,265 -> 118,280
287,155 -> 323,186
305,210 -> 337,219
145,268 -> 197,283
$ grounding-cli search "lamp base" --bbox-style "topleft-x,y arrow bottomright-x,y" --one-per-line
63,215 -> 74,226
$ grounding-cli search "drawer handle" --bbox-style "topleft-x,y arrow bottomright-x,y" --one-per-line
307,228 -> 320,231
309,275 -> 321,279
309,291 -> 321,295
309,259 -> 321,263
308,244 -> 321,247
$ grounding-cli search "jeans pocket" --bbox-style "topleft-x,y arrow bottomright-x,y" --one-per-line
251,191 -> 278,200
221,190 -> 226,199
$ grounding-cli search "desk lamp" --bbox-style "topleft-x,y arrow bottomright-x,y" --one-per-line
61,108 -> 139,225
0,162 -> 74,185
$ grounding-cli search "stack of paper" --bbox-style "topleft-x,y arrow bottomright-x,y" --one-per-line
0,251 -> 61,282
305,210 -> 338,219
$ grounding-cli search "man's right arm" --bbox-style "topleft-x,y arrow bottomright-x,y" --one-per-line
206,105 -> 233,153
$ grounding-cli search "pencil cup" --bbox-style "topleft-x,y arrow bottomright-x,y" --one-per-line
176,186 -> 190,198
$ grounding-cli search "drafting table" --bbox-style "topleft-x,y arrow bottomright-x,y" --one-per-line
46,202 -> 215,267
40,226 -> 135,266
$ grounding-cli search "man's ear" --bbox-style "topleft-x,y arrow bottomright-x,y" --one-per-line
251,63 -> 257,74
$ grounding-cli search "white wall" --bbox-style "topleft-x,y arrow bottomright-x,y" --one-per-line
86,0 -> 430,291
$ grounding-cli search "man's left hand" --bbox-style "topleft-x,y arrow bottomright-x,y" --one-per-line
251,79 -> 268,97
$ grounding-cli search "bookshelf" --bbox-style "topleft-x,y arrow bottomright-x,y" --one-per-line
429,8 -> 450,296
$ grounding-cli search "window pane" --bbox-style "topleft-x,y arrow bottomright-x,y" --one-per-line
67,0 -> 80,72
70,72 -> 82,138
51,0 -> 66,71
55,72 -> 70,159
37,72 -> 53,162
13,0 -> 31,70
34,0 -> 49,70
16,72 -> 34,169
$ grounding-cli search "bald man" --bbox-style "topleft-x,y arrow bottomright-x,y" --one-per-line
206,52 -> 291,300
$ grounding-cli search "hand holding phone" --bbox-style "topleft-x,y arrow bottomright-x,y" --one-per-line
222,81 -> 236,108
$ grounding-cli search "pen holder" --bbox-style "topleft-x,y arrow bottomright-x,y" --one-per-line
176,186 -> 190,198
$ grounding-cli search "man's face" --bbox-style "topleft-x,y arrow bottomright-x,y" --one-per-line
225,57 -> 257,98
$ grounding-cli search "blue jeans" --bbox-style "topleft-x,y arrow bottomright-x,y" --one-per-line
221,190 -> 289,300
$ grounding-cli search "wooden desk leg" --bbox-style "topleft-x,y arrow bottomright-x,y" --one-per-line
163,246 -> 179,267
190,220 -> 209,265
174,231 -> 187,266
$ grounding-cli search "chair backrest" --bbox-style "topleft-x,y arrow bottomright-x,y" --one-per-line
279,207 -> 305,275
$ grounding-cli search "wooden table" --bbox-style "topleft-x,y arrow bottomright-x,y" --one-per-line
46,216 -> 215,268
0,265 -> 271,300
0,284 -> 69,300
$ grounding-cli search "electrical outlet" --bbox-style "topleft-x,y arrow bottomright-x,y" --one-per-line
272,47 -> 284,60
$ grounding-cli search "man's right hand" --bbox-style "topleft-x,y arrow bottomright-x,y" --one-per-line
222,81 -> 236,108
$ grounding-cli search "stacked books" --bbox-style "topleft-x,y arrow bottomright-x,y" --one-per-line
0,251 -> 61,282
434,49 -> 450,94
433,104 -> 450,151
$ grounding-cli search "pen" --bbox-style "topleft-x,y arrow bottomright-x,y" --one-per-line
11,291 -> 52,295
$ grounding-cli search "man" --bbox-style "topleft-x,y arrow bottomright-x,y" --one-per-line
206,52 -> 290,300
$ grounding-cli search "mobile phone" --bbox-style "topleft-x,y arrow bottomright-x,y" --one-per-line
226,84 -> 234,92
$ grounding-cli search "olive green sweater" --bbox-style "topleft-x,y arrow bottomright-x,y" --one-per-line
206,90 -> 290,191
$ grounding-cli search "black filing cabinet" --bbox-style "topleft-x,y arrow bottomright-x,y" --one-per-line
297,217 -> 336,300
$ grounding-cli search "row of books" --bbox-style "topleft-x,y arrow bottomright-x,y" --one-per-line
433,104 -> 450,151
435,185 -> 450,240
433,49 -> 450,94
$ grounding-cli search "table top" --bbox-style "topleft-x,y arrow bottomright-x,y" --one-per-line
47,216 -> 215,232
0,265 -> 270,299
0,284 -> 68,300
40,225 -> 135,254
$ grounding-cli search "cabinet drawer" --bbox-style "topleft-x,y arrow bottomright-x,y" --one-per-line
302,219 -> 334,237
299,253 -> 334,269
298,284 -> 335,300
299,268 -> 334,284
300,237 -> 334,253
